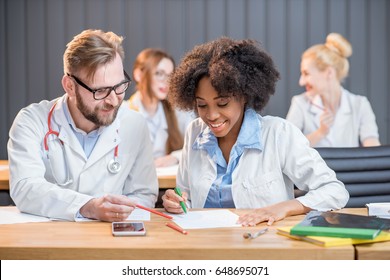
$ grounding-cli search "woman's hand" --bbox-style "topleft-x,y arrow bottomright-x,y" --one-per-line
238,206 -> 284,226
307,109 -> 334,146
162,189 -> 188,213
318,110 -> 334,136
237,200 -> 310,226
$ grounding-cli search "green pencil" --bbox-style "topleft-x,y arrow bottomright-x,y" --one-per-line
174,187 -> 187,214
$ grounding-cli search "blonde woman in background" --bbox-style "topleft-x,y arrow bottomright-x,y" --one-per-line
127,48 -> 193,167
286,33 -> 380,147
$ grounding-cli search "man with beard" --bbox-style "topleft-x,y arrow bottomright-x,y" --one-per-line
7,29 -> 158,221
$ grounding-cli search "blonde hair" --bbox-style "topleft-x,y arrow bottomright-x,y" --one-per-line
302,33 -> 352,81
63,29 -> 124,79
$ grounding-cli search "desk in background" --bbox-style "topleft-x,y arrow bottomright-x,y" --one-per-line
0,160 -> 176,190
0,208 -> 364,260
0,160 -> 12,206
0,160 -> 175,207
0,160 -> 9,191
156,165 -> 177,189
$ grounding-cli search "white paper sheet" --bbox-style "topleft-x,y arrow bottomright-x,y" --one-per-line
75,208 -> 151,222
0,207 -> 51,224
126,208 -> 151,221
170,209 -> 241,229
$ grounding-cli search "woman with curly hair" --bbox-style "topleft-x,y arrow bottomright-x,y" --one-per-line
286,33 -> 380,147
162,37 -> 349,226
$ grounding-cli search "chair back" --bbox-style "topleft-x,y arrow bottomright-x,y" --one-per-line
315,145 -> 390,207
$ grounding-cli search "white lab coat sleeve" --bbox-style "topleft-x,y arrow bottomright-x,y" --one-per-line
168,110 -> 195,162
176,109 -> 195,137
285,95 -> 305,131
358,96 -> 380,142
122,116 -> 158,208
276,120 -> 350,211
7,102 -> 92,220
175,119 -> 195,208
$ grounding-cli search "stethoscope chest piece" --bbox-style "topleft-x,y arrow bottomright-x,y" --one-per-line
108,159 -> 121,174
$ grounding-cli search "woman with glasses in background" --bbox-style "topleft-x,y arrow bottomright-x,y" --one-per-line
127,48 -> 193,167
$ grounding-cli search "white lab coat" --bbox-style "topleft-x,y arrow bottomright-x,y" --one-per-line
286,88 -> 380,147
7,95 -> 158,221
178,115 -> 349,210
127,92 -> 194,160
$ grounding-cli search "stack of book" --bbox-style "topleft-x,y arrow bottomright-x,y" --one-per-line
277,211 -> 390,247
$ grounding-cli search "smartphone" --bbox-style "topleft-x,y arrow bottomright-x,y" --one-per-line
112,222 -> 146,236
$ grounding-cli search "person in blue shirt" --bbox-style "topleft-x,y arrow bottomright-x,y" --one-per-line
162,37 -> 349,226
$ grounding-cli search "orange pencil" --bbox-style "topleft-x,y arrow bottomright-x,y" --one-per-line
136,204 -> 173,220
166,222 -> 188,235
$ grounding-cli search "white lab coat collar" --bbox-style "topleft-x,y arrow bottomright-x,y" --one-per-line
337,88 -> 353,115
308,94 -> 325,115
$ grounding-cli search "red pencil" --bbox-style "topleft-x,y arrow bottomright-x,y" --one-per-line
166,222 -> 188,235
135,204 -> 173,220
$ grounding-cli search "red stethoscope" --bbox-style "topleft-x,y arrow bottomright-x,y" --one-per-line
44,102 -> 121,186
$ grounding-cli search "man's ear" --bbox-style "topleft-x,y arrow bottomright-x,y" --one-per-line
62,75 -> 75,96
133,68 -> 143,83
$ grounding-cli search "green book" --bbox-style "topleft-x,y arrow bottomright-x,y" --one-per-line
290,211 -> 387,239
277,226 -> 390,247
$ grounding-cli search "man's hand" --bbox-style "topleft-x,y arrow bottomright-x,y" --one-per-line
80,194 -> 136,222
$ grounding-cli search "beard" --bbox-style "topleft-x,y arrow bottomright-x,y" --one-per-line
75,88 -> 122,127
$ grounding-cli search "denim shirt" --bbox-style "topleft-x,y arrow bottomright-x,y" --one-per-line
193,109 -> 262,208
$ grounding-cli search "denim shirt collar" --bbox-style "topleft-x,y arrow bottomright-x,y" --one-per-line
192,108 -> 263,157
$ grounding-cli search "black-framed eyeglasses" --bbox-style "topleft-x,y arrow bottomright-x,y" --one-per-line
67,70 -> 131,100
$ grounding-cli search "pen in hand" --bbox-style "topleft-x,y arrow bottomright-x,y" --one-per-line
174,187 -> 187,214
